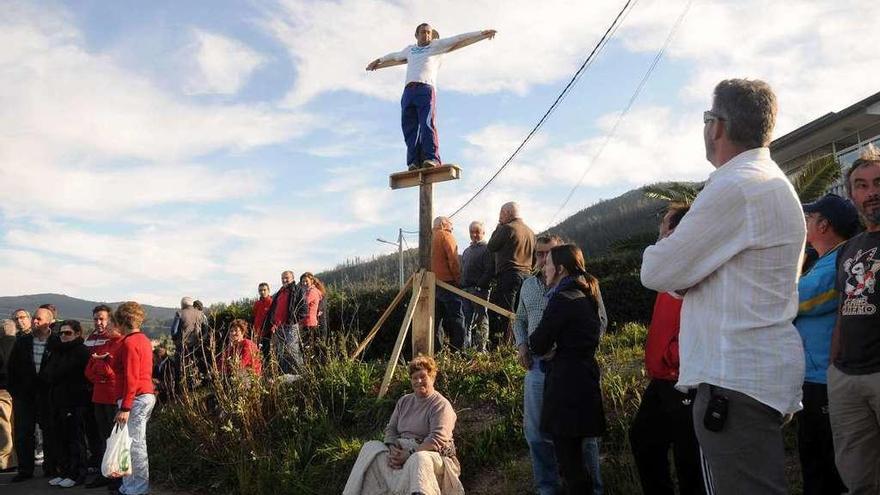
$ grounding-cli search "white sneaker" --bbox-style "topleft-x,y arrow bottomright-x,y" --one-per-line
48,477 -> 64,486
58,478 -> 76,488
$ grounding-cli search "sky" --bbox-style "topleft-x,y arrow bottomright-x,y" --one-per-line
1,0 -> 879,307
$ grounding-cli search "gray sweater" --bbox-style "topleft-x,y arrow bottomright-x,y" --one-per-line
384,391 -> 456,453
460,241 -> 494,290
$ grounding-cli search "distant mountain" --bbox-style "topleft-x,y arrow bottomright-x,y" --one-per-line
0,293 -> 177,338
318,185 -> 676,287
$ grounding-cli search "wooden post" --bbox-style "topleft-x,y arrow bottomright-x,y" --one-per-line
419,182 -> 433,270
411,271 -> 435,356
378,271 -> 424,398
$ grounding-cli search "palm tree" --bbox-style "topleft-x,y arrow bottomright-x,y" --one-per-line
642,155 -> 842,205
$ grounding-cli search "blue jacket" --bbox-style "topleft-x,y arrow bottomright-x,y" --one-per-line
794,245 -> 842,384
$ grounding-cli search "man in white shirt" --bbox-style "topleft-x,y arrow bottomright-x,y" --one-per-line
641,79 -> 806,494
366,23 -> 496,170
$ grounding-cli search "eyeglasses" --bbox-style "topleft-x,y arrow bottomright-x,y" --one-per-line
536,250 -> 550,257
60,331 -> 75,336
703,110 -> 726,124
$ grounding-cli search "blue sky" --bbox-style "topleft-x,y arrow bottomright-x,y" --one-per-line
2,0 -> 878,307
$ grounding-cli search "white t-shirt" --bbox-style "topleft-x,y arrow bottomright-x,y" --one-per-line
378,31 -> 483,87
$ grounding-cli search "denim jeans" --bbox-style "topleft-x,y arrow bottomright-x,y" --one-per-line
434,287 -> 466,351
121,394 -> 156,495
272,324 -> 304,373
524,361 -> 603,495
462,288 -> 489,352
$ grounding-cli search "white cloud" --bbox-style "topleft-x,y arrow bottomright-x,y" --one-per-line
263,0 -> 632,105
185,29 -> 267,95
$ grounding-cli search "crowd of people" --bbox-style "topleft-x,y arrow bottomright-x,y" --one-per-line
342,78 -> 880,495
1,77 -> 879,495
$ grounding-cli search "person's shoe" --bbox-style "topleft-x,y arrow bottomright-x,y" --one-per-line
11,472 -> 33,483
407,162 -> 419,171
421,159 -> 440,168
58,478 -> 77,488
86,476 -> 110,488
48,476 -> 64,486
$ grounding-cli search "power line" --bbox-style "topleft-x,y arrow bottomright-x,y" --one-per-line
546,0 -> 695,228
448,0 -> 639,219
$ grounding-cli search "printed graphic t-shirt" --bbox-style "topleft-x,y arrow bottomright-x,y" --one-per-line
835,230 -> 880,375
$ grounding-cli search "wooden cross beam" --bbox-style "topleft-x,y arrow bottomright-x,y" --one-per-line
388,164 -> 461,190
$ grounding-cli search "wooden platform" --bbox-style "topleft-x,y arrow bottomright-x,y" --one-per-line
389,164 -> 461,190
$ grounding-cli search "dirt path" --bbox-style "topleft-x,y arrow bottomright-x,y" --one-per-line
0,466 -> 185,495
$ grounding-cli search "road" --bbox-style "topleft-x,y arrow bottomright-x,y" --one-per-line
0,466 -> 184,495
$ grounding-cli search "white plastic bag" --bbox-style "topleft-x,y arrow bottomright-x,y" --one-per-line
101,423 -> 133,478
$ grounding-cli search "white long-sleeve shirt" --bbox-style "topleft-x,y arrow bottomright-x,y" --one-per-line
378,31 -> 483,87
640,147 -> 807,415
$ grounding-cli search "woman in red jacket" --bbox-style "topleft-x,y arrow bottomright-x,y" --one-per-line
299,273 -> 325,353
220,319 -> 261,377
112,302 -> 155,495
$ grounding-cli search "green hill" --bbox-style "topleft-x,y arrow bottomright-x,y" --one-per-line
0,293 -> 176,337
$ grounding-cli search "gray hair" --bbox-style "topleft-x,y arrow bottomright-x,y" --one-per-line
433,216 -> 451,229
501,201 -> 520,218
469,221 -> 484,232
712,79 -> 777,149
180,297 -> 194,308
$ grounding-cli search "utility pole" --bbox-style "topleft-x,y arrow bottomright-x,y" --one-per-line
376,228 -> 405,289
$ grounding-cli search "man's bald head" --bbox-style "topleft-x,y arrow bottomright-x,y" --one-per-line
499,202 -> 520,224
32,308 -> 53,332
433,216 -> 452,230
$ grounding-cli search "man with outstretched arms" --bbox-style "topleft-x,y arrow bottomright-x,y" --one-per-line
366,23 -> 496,170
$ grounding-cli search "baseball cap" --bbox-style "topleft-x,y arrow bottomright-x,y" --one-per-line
803,193 -> 860,238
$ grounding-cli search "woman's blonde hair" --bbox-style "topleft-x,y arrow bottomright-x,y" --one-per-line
408,354 -> 438,378
114,301 -> 145,331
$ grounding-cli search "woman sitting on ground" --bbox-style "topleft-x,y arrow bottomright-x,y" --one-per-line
529,244 -> 606,494
343,355 -> 464,495
219,319 -> 261,377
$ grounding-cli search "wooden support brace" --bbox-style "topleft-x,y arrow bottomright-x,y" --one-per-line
435,279 -> 517,320
378,270 -> 424,398
350,273 -> 415,360
389,165 -> 461,190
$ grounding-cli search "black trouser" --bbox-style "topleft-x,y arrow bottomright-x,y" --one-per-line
55,406 -> 87,481
553,435 -> 592,494
629,379 -> 704,495
488,270 -> 527,348
434,286 -> 466,352
797,381 -> 847,495
12,393 -> 60,477
93,402 -> 116,453
83,402 -> 102,468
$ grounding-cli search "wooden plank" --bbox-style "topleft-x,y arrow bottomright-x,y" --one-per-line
435,279 -> 517,320
419,182 -> 433,270
379,271 -> 424,398
389,165 -> 461,190
350,273 -> 415,360
411,271 -> 435,356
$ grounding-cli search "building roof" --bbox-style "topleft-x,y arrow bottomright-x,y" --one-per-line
771,91 -> 880,166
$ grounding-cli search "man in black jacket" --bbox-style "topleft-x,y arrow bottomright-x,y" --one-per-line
7,307 -> 61,482
262,270 -> 308,373
0,319 -> 17,470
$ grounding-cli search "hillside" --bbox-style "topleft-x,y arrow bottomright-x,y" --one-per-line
319,185 -> 675,287
0,293 -> 177,337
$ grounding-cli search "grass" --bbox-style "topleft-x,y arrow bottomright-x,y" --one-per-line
149,323 -> 806,494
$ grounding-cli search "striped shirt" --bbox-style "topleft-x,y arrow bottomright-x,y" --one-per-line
33,337 -> 47,373
641,147 -> 807,415
513,274 -> 608,351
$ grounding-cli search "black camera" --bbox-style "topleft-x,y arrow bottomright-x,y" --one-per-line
703,392 -> 729,432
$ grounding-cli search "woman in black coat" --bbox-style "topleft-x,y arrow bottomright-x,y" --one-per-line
529,244 -> 606,494
45,320 -> 91,487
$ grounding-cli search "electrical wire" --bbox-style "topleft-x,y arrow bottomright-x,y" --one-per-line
545,0 -> 695,228
447,0 -> 639,219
